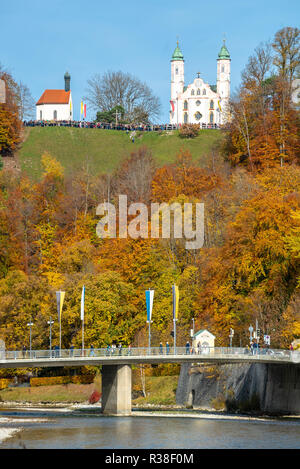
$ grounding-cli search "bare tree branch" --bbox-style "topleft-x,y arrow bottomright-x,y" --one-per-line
84,70 -> 161,123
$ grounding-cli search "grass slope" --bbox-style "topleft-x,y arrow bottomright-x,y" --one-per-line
0,375 -> 178,405
18,127 -> 223,179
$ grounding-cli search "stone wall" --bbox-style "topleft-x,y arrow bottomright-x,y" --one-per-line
176,362 -> 300,415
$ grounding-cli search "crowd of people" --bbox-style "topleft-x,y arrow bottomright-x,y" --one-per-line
15,340 -> 297,359
23,120 -> 220,131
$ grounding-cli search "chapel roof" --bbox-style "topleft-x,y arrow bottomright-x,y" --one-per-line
36,89 -> 71,105
194,329 -> 216,338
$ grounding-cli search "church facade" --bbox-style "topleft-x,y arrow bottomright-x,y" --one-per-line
170,42 -> 231,127
36,72 -> 73,121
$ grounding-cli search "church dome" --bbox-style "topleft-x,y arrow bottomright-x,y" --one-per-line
171,42 -> 184,61
218,42 -> 230,60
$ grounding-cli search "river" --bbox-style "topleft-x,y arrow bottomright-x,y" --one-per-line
0,406 -> 299,449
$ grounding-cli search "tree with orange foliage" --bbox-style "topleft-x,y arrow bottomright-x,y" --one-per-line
223,27 -> 300,171
152,149 -> 221,203
0,71 -> 21,156
195,181 -> 300,347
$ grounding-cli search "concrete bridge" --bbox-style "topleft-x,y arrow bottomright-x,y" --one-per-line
1,346 -> 299,415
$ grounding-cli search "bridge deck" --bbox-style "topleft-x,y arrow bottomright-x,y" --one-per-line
0,347 -> 299,368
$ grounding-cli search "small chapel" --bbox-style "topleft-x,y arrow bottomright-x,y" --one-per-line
36,72 -> 73,121
170,41 -> 231,127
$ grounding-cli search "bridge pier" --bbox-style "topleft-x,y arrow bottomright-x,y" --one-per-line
101,364 -> 132,415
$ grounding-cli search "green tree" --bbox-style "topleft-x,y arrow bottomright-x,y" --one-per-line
96,105 -> 125,123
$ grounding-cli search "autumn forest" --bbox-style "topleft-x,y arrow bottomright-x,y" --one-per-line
0,27 -> 299,354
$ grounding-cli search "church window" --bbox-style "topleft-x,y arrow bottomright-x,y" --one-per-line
184,113 -> 188,123
191,89 -> 194,95
40,110 -> 42,120
202,89 -> 206,95
209,112 -> 214,123
176,67 -> 178,75
221,65 -> 225,73
210,100 -> 214,109
196,100 -> 200,106
195,112 -> 202,121
197,89 -> 200,95
183,100 -> 188,110
53,110 -> 57,120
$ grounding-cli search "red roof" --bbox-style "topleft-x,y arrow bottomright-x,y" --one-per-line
36,89 -> 71,105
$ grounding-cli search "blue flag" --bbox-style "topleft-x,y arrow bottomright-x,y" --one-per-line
145,289 -> 154,322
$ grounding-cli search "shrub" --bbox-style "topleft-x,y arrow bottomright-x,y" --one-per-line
0,378 -> 12,390
178,124 -> 200,139
30,375 -> 94,387
89,390 -> 101,404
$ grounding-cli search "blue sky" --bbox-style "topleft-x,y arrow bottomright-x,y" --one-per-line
2,0 -> 299,121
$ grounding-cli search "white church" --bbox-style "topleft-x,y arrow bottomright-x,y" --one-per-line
170,41 -> 231,127
36,72 -> 73,121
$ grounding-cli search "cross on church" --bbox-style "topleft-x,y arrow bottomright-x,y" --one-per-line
197,72 -> 201,78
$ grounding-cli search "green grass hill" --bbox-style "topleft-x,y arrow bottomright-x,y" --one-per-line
18,126 -> 223,179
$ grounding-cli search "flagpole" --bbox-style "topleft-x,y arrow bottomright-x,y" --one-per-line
146,289 -> 154,356
172,285 -> 179,355
56,290 -> 65,358
59,315 -> 62,357
82,317 -> 84,356
81,286 -> 85,356
174,317 -> 176,355
148,319 -> 151,355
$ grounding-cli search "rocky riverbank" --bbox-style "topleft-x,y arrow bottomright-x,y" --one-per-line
176,362 -> 300,415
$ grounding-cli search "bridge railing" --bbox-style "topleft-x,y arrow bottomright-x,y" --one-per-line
0,346 -> 299,362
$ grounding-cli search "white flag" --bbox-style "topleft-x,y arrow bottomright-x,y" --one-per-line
81,286 -> 85,321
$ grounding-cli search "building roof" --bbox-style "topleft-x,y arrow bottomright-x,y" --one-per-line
36,89 -> 71,105
172,42 -> 184,61
194,329 -> 216,338
218,41 -> 230,60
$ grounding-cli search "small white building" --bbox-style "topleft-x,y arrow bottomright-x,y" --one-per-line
170,41 -> 231,126
36,72 -> 73,121
192,329 -> 215,350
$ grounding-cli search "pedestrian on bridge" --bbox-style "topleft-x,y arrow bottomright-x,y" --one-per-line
118,343 -> 122,356
70,345 -> 74,357
166,342 -> 170,355
90,344 -> 95,357
252,340 -> 259,355
22,345 -> 27,359
54,345 -> 59,358
185,341 -> 190,355
159,342 -> 163,355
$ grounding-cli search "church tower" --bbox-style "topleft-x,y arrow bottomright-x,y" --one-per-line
216,40 -> 231,102
170,42 -> 184,125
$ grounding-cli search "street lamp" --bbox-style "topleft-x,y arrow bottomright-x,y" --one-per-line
27,319 -> 34,358
191,318 -> 195,339
249,325 -> 253,344
47,317 -> 54,357
229,328 -> 234,348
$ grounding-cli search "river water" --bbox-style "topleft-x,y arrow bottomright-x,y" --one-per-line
0,406 -> 299,449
